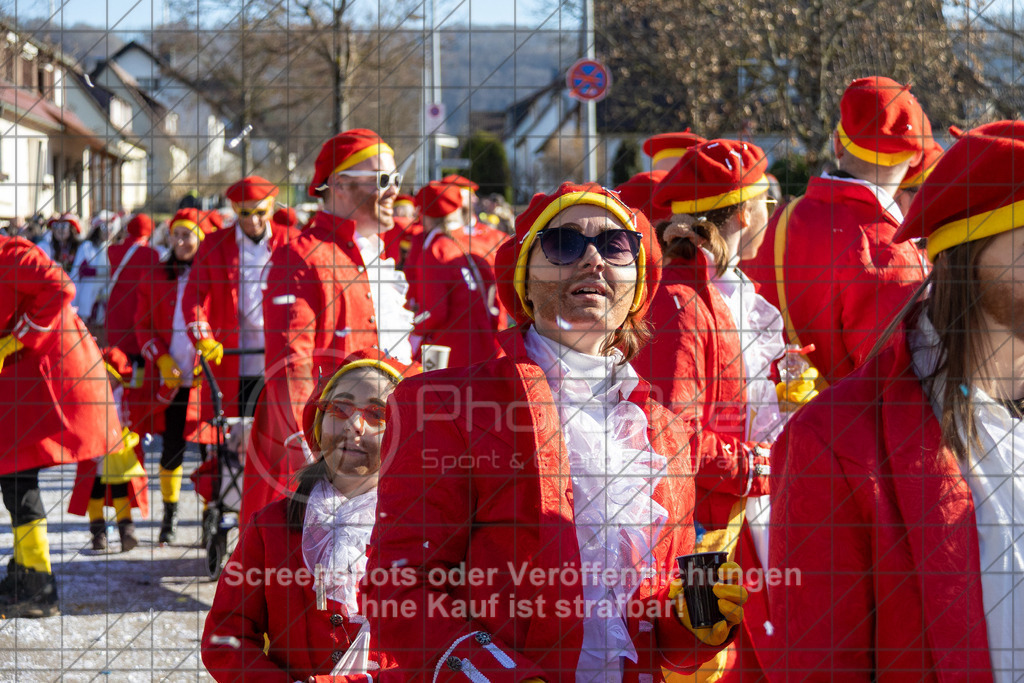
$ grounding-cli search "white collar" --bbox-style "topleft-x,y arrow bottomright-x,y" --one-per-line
234,222 -> 272,247
821,171 -> 904,223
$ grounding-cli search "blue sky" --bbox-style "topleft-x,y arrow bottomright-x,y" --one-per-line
9,0 -> 569,30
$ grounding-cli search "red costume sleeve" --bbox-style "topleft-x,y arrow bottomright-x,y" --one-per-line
201,518 -> 292,682
262,245 -> 321,440
768,410 -> 875,677
134,268 -> 170,362
413,237 -> 459,336
5,239 -> 76,350
182,238 -> 215,344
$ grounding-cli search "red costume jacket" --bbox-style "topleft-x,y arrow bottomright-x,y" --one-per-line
133,259 -> 204,439
769,332 -> 993,681
0,237 -> 122,474
742,176 -> 927,383
202,498 -> 392,682
634,256 -> 773,681
248,212 -> 380,526
182,221 -> 298,419
413,230 -> 502,368
368,327 -> 730,682
106,238 -> 161,357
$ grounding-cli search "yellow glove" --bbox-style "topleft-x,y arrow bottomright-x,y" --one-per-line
0,335 -> 25,373
671,561 -> 748,647
156,353 -> 183,390
194,338 -> 224,367
776,367 -> 820,406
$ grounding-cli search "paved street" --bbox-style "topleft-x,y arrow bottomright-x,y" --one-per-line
0,442 -> 219,681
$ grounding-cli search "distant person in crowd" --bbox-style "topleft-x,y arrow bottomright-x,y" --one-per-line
135,208 -> 219,545
643,130 -> 706,173
742,76 -> 930,384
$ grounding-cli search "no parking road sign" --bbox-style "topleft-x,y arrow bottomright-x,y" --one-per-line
566,58 -> 611,102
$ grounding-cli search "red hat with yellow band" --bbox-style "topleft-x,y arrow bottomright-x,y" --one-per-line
837,76 -> 926,167
897,121 -> 1024,259
615,170 -> 670,223
494,182 -> 661,325
393,193 -> 415,209
643,131 -> 706,168
899,138 -> 944,191
301,349 -> 420,452
415,181 -> 463,219
441,174 -> 479,192
225,175 -> 279,204
653,138 -> 769,215
169,208 -> 218,242
308,128 -> 394,197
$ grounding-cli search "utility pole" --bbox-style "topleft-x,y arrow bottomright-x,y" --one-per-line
583,0 -> 597,183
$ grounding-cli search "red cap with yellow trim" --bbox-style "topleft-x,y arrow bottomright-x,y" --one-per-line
169,208 -> 219,242
837,76 -> 926,167
642,131 -> 705,168
899,138 -> 944,191
441,174 -> 479,192
415,181 -> 463,219
494,182 -> 662,325
615,171 -> 671,223
393,193 -> 415,208
226,175 -> 279,203
308,128 -> 394,197
653,138 -> 769,215
897,120 -> 1024,258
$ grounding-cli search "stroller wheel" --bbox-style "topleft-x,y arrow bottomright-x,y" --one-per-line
201,508 -> 219,549
206,532 -> 228,581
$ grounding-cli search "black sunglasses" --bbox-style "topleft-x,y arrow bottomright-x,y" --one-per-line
536,227 -> 641,267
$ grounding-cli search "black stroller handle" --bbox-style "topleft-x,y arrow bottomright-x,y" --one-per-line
197,348 -> 264,422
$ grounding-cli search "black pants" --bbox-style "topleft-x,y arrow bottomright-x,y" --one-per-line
161,387 -> 191,471
0,468 -> 45,526
238,375 -> 262,419
89,479 -> 129,500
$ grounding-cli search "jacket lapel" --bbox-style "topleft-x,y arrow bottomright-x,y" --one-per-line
881,339 -> 992,682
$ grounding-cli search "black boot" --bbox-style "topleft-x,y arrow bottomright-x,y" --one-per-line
159,502 -> 178,545
89,520 -> 108,552
0,559 -> 59,618
118,519 -> 138,552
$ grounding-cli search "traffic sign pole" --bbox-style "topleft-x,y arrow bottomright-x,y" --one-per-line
584,0 -> 597,183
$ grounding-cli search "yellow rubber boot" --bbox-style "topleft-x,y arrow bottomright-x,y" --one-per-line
159,466 -> 182,503
13,520 -> 52,574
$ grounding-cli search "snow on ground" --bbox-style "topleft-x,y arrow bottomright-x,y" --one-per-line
0,442 -> 223,680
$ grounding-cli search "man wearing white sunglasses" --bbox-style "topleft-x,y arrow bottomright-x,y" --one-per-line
251,129 -> 414,528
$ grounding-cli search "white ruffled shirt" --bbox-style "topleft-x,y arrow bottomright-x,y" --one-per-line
301,480 -> 378,616
910,313 -> 1024,682
524,327 -> 668,683
353,232 -> 414,364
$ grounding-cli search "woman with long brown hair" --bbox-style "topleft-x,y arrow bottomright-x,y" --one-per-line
769,121 -> 1024,680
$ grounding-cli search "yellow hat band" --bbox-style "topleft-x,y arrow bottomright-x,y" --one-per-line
899,165 -> 936,191
837,123 -> 917,167
312,359 -> 403,444
670,176 -> 769,216
231,196 -> 275,212
171,218 -> 206,241
926,197 -> 1024,260
513,190 -> 646,319
332,142 -> 396,176
651,148 -> 688,166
